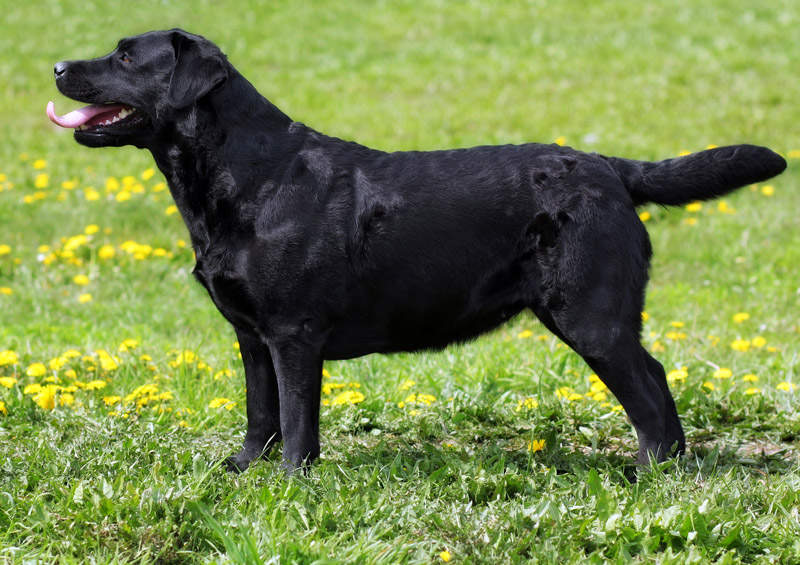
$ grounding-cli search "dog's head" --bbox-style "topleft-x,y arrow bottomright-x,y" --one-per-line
48,29 -> 228,148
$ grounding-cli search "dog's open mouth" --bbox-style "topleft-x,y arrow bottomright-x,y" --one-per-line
46,101 -> 144,133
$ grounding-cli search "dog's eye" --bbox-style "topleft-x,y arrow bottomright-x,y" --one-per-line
119,52 -> 132,64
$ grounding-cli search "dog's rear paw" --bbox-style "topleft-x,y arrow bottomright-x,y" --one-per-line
223,454 -> 250,473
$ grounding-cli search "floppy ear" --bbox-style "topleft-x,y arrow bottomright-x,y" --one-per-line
167,31 -> 228,109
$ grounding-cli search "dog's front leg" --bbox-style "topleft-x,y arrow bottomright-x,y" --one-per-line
267,338 -> 323,473
224,328 -> 282,473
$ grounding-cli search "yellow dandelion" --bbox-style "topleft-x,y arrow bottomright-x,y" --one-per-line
23,383 -> 42,395
717,200 -> 735,214
751,336 -> 766,348
209,397 -> 237,410
0,400 -> 6,415
26,362 -> 47,377
33,386 -> 56,410
713,368 -> 732,379
330,390 -> 366,405
78,293 -> 93,303
62,180 -> 77,190
118,338 -> 140,352
682,217 -> 698,226
84,187 -> 100,201
152,182 -> 167,192
141,168 -> 155,181
85,380 -> 107,390
32,159 -> 47,169
730,338 -> 750,352
732,312 -> 750,324
105,177 -> 119,192
98,245 -> 116,260
516,397 -> 539,411
665,331 -> 686,341
639,211 -> 651,222
517,329 -> 533,339
73,274 -> 90,286
666,367 -> 688,383
760,185 -> 774,196
0,287 -> 12,295
34,173 -> 49,189
527,439 -> 546,453
399,379 -> 416,391
0,377 -> 17,388
59,393 -> 75,406
685,202 -> 703,212
165,205 -> 179,216
702,381 -> 715,391
0,244 -> 11,256
84,224 -> 99,235
744,387 -> 761,396
776,382 -> 795,392
116,190 -> 131,202
554,136 -> 566,146
742,374 -> 758,382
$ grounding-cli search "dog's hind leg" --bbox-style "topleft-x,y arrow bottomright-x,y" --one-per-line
224,328 -> 282,473
528,206 -> 682,465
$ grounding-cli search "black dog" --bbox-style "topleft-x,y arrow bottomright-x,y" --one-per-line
49,29 -> 786,472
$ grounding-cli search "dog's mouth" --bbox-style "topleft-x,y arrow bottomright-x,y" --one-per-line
46,101 -> 146,134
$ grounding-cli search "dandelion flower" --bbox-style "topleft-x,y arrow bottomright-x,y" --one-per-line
0,377 -> 17,388
751,336 -> 766,348
32,159 -> 47,169
165,205 -> 179,216
97,245 -> 116,260
399,379 -> 416,391
26,363 -> 47,377
34,173 -> 49,188
554,136 -> 566,146
0,287 -> 12,295
209,397 -> 237,410
516,397 -> 539,411
777,382 -> 796,392
85,380 -> 107,390
742,374 -> 758,382
330,390 -> 365,405
78,293 -> 93,303
702,381 -> 715,391
527,439 -> 546,453
73,274 -> 90,286
744,387 -> 761,395
730,338 -> 750,352
33,386 -> 56,410
713,368 -> 732,379
0,244 -> 11,256
639,211 -> 651,222
732,312 -> 750,324
59,393 -> 75,406
685,202 -> 702,212
141,168 -> 155,181
0,351 -> 18,366
0,400 -> 6,415
84,188 -> 100,201
760,185 -> 774,196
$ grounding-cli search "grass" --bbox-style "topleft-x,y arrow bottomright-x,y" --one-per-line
1,0 -> 799,562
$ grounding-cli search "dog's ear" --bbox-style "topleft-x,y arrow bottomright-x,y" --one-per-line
167,30 -> 228,109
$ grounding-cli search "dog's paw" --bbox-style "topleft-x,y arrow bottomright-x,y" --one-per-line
222,454 -> 250,473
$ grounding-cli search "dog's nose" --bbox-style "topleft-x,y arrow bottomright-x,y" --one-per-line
54,62 -> 67,78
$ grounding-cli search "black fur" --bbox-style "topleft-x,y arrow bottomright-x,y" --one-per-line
53,29 -> 786,472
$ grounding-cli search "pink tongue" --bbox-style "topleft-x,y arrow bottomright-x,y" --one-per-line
46,101 -> 126,128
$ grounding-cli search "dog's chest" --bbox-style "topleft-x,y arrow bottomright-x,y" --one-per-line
192,245 -> 261,330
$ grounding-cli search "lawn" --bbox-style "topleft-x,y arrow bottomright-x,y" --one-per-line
1,0 -> 799,562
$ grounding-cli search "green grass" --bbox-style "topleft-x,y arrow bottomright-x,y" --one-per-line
1,0 -> 799,562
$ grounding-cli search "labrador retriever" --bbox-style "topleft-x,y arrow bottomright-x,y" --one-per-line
48,29 -> 786,472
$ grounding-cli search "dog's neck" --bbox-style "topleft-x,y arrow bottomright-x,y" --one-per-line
149,67 -> 302,254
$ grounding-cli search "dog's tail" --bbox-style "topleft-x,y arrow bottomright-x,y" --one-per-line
604,144 -> 786,207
